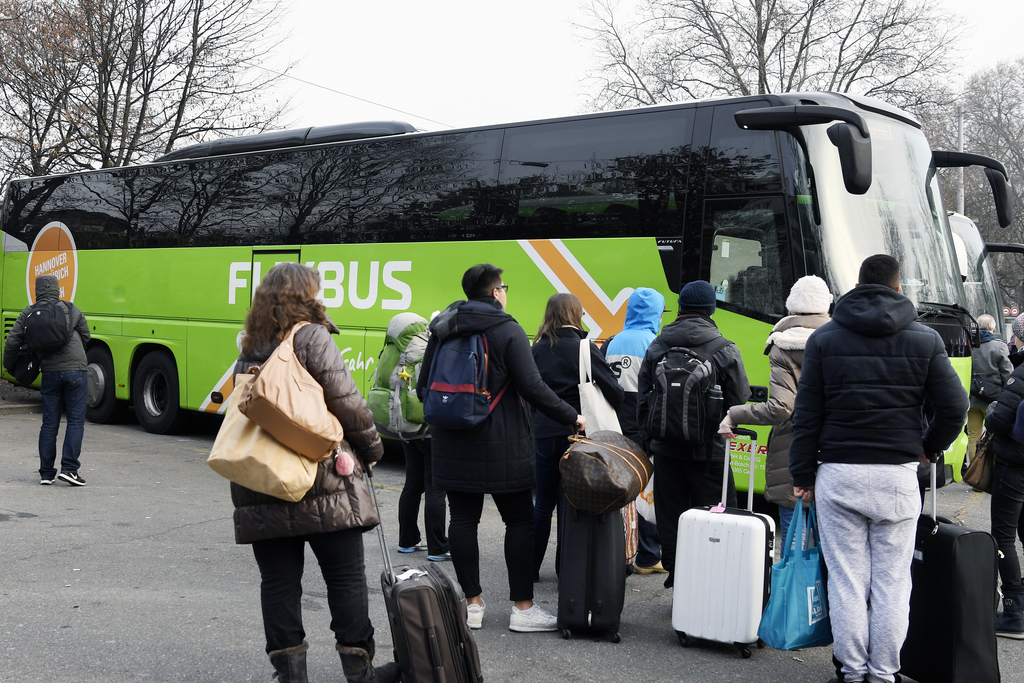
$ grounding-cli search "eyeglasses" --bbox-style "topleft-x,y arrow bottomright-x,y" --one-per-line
494,284 -> 509,292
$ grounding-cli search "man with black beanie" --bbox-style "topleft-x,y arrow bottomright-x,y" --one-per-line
636,279 -> 751,588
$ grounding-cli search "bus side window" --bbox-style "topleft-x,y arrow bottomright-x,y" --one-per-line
705,198 -> 788,320
498,110 -> 693,240
706,102 -> 782,196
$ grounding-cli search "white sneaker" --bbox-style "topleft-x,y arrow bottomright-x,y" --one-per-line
466,601 -> 485,629
509,604 -> 558,633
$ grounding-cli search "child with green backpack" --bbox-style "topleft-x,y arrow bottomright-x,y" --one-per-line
368,312 -> 449,561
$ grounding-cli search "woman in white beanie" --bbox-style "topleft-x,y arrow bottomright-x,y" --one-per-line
719,275 -> 832,542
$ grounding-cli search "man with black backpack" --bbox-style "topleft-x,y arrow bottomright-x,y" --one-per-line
3,274 -> 91,486
636,280 -> 750,589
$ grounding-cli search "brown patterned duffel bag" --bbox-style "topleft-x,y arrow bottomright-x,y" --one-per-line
559,431 -> 653,515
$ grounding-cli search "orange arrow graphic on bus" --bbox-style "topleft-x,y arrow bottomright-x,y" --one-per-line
523,239 -> 632,339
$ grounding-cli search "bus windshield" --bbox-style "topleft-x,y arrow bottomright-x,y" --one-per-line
802,114 -> 964,307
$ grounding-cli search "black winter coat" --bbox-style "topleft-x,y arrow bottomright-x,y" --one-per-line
789,285 -> 969,488
636,314 -> 751,462
417,298 -> 578,493
531,327 -> 623,439
985,363 -> 1024,468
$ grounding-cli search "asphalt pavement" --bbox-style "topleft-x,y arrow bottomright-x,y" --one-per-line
0,409 -> 1020,682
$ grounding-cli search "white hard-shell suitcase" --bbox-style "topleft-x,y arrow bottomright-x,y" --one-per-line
672,427 -> 775,658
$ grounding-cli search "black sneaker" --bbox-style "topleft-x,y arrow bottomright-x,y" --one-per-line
40,477 -> 55,485
57,472 -> 86,487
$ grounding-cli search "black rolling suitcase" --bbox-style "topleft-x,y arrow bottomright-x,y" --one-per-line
900,462 -> 1000,683
556,504 -> 627,642
365,470 -> 484,683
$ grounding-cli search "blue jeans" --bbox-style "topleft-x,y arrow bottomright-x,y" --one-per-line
636,514 -> 662,567
778,504 -> 794,547
534,436 -> 569,577
39,370 -> 87,479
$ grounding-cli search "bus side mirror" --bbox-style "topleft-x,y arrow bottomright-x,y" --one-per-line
827,123 -> 872,195
984,168 -> 1015,228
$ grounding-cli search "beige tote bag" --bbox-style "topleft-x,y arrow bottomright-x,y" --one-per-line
208,375 -> 317,502
578,339 -> 622,433
237,322 -> 344,461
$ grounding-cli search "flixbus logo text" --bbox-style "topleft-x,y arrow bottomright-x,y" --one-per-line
228,260 -> 412,310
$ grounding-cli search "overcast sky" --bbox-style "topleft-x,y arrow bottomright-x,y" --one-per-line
269,0 -> 1024,133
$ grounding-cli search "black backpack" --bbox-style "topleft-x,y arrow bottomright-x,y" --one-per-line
24,300 -> 72,356
646,336 -> 729,443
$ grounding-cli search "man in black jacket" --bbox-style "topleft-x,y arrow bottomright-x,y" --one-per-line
636,280 -> 751,588
417,264 -> 585,634
790,255 -> 968,683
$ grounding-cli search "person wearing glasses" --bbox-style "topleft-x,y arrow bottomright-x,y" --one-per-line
418,264 -> 586,633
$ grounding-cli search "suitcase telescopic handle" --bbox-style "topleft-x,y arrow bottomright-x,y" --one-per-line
363,466 -> 397,584
929,460 -> 937,527
720,427 -> 757,511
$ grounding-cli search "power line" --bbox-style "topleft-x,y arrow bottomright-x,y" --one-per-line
256,65 -> 453,128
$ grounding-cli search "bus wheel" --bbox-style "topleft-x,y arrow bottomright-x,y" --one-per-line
133,350 -> 182,434
86,346 -> 127,423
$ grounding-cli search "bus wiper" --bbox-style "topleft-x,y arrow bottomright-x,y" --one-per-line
509,160 -> 550,168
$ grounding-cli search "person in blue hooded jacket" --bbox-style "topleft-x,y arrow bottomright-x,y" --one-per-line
604,287 -> 666,574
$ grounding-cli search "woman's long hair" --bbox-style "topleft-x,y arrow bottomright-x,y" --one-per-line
534,293 -> 584,348
241,263 -> 330,356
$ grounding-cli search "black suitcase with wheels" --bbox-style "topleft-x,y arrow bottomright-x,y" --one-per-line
900,462 -> 1000,683
557,505 -> 626,642
365,470 -> 483,683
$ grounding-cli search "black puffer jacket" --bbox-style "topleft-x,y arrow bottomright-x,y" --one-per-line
985,362 -> 1024,467
531,327 -> 623,439
636,313 -> 751,462
417,298 -> 578,493
789,285 -> 969,488
230,321 -> 383,543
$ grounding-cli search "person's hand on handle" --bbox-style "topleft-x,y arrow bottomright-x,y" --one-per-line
576,414 -> 587,433
718,414 -> 737,439
793,486 -> 815,503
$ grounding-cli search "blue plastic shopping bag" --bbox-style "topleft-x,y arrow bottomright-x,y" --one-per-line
757,502 -> 833,650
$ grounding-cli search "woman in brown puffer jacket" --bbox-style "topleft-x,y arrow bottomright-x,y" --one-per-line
718,275 -> 832,545
231,263 -> 399,683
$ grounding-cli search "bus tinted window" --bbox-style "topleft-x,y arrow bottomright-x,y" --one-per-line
499,110 -> 693,238
707,103 -> 782,196
6,174 -> 131,249
706,197 -> 789,320
348,131 -> 503,243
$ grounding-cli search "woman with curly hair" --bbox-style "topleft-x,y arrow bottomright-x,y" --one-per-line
231,262 -> 399,683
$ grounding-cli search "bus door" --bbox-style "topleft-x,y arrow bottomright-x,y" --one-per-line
251,249 -> 301,298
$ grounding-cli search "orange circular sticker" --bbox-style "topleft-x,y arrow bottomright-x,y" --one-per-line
26,222 -> 78,304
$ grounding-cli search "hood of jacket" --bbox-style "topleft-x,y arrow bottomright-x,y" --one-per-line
766,313 -> 831,352
831,284 -> 918,338
429,298 -> 516,342
622,288 -> 665,335
35,274 -> 60,302
658,313 -> 722,347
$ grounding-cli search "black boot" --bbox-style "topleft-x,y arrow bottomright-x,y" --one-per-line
337,638 -> 401,683
997,587 -> 1024,639
269,641 -> 308,683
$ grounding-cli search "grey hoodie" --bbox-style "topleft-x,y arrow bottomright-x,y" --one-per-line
3,275 -> 90,371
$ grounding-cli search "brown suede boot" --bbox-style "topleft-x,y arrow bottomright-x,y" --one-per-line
269,641 -> 308,683
336,638 -> 401,683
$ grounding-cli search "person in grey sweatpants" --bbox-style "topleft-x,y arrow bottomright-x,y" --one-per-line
789,255 -> 968,683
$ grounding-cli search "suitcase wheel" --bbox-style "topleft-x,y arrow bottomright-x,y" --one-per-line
756,639 -> 765,649
610,632 -> 621,644
676,632 -> 689,647
738,644 -> 752,659
561,628 -> 572,640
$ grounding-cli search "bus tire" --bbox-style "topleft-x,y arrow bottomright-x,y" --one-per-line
86,346 -> 127,423
133,350 -> 182,434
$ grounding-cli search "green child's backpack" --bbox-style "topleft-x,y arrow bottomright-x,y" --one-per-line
368,312 -> 429,439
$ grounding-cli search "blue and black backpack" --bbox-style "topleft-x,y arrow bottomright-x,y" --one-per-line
422,332 -> 508,429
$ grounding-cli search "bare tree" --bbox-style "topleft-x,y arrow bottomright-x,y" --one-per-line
0,0 -> 291,175
578,0 -> 965,111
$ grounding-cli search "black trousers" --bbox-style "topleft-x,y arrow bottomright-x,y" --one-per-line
447,489 -> 535,602
991,461 -> 1024,588
654,456 -> 736,580
251,528 -> 373,653
398,438 -> 448,555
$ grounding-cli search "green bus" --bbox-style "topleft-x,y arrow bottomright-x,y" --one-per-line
1,92 -> 1010,491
